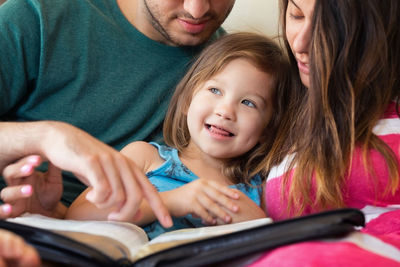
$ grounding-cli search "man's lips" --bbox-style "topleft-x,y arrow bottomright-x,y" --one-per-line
178,19 -> 208,34
205,124 -> 234,137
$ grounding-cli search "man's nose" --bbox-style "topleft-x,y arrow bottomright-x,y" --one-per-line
183,0 -> 210,19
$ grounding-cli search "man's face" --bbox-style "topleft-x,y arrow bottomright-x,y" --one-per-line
139,0 -> 235,46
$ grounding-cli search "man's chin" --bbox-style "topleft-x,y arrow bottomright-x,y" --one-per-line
170,34 -> 212,46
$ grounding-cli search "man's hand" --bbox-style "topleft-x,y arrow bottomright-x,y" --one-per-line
0,121 -> 172,227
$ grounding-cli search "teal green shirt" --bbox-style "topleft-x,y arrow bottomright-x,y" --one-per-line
0,0 -> 225,204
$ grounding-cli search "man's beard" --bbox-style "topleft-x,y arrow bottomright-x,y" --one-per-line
143,0 -> 175,45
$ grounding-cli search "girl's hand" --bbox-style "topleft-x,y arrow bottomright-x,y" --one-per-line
216,190 -> 266,225
0,155 -> 65,218
162,179 -> 240,225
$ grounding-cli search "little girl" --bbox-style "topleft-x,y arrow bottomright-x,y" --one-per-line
68,33 -> 289,239
65,32 -> 290,238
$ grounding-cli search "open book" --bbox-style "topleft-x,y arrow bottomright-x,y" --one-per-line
1,209 -> 364,267
6,214 -> 271,262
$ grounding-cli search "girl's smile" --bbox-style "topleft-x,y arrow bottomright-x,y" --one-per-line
205,123 -> 235,139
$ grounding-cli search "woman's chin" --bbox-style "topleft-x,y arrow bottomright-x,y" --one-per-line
300,73 -> 310,88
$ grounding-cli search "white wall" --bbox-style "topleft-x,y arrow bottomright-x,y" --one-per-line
222,0 -> 280,38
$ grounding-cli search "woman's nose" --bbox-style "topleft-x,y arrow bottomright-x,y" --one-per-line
183,0 -> 210,19
292,21 -> 312,55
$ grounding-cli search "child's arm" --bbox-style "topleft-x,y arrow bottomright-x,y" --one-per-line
160,179 -> 241,225
217,180 -> 267,224
162,180 -> 266,225
218,189 -> 266,224
66,141 -> 164,224
67,142 -> 243,225
66,176 -> 242,226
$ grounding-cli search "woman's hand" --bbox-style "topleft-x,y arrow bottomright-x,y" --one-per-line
0,229 -> 41,267
0,155 -> 65,218
162,179 -> 240,225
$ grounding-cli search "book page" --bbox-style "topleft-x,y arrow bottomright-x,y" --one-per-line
7,213 -> 149,259
132,217 -> 272,261
56,230 -> 134,260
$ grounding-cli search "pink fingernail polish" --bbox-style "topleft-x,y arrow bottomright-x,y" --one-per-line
1,204 -> 11,214
21,185 -> 32,195
28,156 -> 40,164
108,212 -> 118,221
21,164 -> 33,174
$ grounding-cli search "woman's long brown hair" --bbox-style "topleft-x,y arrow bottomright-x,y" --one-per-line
271,0 -> 400,214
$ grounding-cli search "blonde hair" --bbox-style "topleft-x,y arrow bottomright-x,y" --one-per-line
163,32 -> 290,184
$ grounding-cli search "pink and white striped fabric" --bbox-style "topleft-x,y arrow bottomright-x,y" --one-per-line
247,102 -> 400,266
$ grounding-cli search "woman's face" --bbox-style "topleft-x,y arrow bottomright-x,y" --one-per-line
285,0 -> 315,88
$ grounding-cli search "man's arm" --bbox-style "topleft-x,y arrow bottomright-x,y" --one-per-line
0,122 -> 46,171
0,121 -> 172,227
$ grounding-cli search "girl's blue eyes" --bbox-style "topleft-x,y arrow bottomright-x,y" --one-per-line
242,99 -> 256,108
209,88 -> 221,95
209,88 -> 256,108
